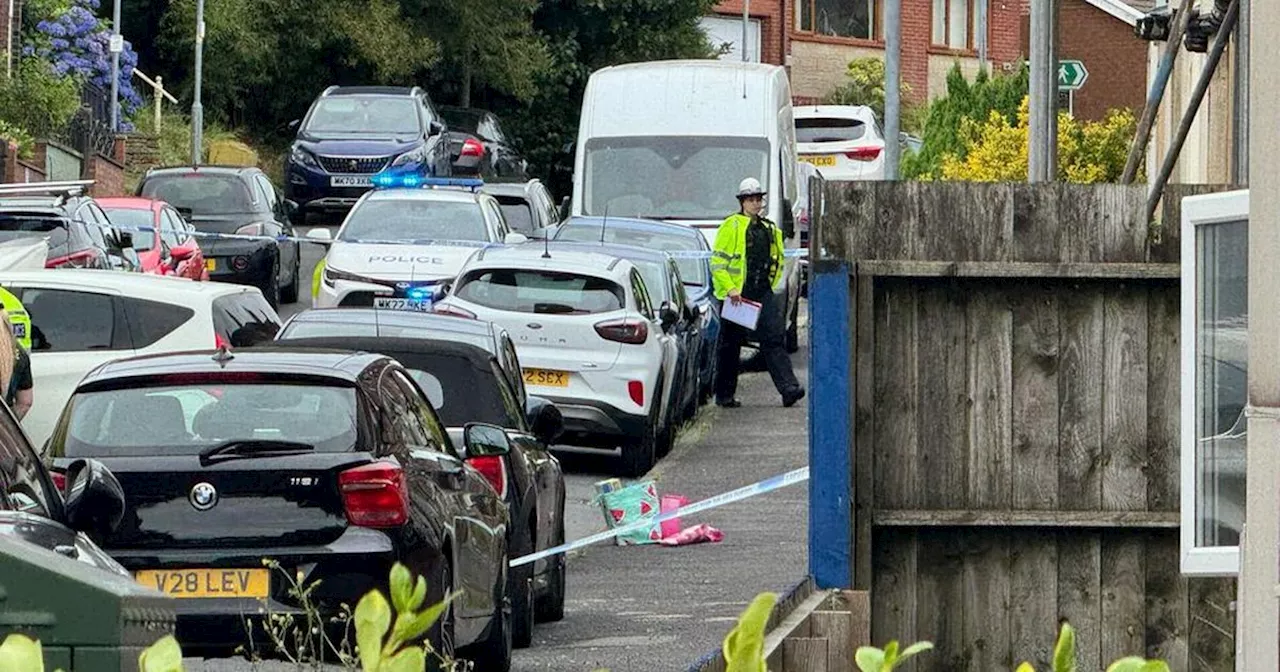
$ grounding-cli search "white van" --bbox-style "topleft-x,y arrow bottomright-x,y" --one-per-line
571,59 -> 804,350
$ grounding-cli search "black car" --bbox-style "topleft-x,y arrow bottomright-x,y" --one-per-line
285,86 -> 454,224
136,166 -> 302,308
0,181 -> 140,271
438,106 -> 527,178
46,348 -> 514,669
480,179 -> 561,238
275,308 -> 569,646
0,386 -> 131,577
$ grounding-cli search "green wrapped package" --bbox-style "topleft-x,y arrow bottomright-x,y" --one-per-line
597,480 -> 661,546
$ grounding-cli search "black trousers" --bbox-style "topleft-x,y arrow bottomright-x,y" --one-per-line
714,289 -> 800,402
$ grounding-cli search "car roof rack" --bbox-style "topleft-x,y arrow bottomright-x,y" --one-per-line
0,180 -> 95,197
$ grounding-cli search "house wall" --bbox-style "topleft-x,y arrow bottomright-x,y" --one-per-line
1055,0 -> 1148,121
787,0 -> 1025,103
713,0 -> 787,65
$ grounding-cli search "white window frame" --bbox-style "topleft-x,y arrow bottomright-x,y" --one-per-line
1180,188 -> 1249,577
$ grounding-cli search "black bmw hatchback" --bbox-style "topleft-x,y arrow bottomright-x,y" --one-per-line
45,347 -> 514,669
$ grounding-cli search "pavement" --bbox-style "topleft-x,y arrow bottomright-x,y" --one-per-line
188,232 -> 812,671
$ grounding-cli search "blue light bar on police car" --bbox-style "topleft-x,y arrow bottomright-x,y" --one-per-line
371,173 -> 485,190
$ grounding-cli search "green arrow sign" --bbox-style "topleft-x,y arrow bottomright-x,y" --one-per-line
1058,60 -> 1088,90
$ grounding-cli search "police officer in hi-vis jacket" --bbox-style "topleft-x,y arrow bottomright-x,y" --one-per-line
709,177 -> 805,409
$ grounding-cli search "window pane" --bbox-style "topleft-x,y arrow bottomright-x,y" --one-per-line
24,289 -> 115,352
948,0 -> 968,47
799,0 -> 812,31
813,0 -> 873,39
1195,218 -> 1248,548
932,0 -> 946,43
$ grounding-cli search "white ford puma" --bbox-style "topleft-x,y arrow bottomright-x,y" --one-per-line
308,177 -> 528,311
434,243 -> 676,477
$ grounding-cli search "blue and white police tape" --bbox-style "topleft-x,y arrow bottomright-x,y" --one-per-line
508,466 -> 810,568
107,223 -> 812,260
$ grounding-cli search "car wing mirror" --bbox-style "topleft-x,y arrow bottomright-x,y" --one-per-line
524,396 -> 564,445
463,422 -> 512,458
62,459 -> 126,539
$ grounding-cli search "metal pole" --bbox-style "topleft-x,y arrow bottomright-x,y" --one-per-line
1143,0 -> 1238,225
742,0 -> 750,62
191,0 -> 204,165
977,0 -> 988,64
1046,0 -> 1058,177
883,0 -> 901,180
108,0 -> 121,133
154,75 -> 162,133
1232,0 -> 1249,184
1121,0 -> 1195,184
1028,0 -> 1055,182
1240,0 -> 1280,664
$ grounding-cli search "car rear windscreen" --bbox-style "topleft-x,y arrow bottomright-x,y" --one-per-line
0,214 -> 70,256
454,269 -> 625,314
100,209 -> 156,251
139,175 -> 254,215
796,117 -> 867,143
495,197 -> 535,233
58,383 -> 359,457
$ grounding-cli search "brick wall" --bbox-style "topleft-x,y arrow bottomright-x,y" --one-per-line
1056,0 -> 1146,120
1,143 -> 47,183
85,152 -> 126,197
788,0 -> 1028,103
713,0 -> 787,65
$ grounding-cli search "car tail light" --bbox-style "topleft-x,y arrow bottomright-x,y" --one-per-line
51,471 -> 66,491
434,304 -> 476,319
845,146 -> 882,162
595,318 -> 648,344
460,138 -> 484,158
339,462 -> 409,528
46,249 -> 99,269
628,380 -> 644,406
466,455 -> 508,499
231,255 -> 250,271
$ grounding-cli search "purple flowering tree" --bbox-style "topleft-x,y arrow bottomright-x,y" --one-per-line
22,0 -> 144,132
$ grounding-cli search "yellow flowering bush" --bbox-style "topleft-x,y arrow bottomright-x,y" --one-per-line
940,95 -> 1138,183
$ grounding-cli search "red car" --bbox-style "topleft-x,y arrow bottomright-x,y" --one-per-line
98,197 -> 210,281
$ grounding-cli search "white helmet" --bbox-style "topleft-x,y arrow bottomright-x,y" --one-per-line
736,177 -> 766,198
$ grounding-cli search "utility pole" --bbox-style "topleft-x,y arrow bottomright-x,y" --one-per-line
883,0 -> 901,179
1028,0 -> 1059,182
108,0 -> 121,133
741,0 -> 750,61
190,0 -> 205,165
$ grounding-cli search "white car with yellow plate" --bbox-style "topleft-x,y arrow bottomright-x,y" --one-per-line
308,176 -> 528,311
433,243 -> 676,477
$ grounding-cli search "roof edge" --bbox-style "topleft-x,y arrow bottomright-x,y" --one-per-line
1085,0 -> 1144,26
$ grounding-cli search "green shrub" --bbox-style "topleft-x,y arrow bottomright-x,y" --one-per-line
0,58 -> 81,141
902,62 -> 1028,180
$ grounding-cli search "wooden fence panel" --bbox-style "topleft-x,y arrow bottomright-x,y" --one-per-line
812,181 -> 1242,672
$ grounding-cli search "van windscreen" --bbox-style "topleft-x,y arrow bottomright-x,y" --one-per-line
582,136 -> 770,220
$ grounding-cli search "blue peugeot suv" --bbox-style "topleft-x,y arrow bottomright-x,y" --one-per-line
284,86 -> 454,225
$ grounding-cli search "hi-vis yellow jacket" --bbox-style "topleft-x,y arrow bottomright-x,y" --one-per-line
0,286 -> 31,350
710,213 -> 784,301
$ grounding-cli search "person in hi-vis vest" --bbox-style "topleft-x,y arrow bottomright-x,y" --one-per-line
708,177 -> 805,409
0,287 -> 34,420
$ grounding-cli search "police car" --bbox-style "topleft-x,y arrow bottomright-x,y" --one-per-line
307,176 -> 529,310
